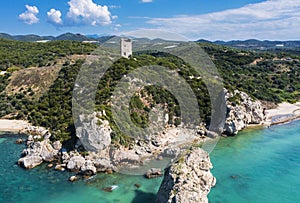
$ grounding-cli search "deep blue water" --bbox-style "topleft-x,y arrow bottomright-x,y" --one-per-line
1,120 -> 300,202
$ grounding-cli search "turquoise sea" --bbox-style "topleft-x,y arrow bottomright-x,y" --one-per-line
1,120 -> 300,203
209,120 -> 300,203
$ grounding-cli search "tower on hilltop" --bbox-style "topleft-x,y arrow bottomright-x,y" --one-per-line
121,38 -> 132,58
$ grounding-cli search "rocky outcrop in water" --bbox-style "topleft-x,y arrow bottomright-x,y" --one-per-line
156,148 -> 216,203
18,127 -> 60,169
18,155 -> 43,169
18,139 -> 59,168
224,89 -> 266,135
145,168 -> 163,179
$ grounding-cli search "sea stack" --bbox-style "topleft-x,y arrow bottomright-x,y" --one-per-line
156,148 -> 216,203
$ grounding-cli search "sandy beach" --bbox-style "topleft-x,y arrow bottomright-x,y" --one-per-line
0,119 -> 29,132
265,102 -> 300,125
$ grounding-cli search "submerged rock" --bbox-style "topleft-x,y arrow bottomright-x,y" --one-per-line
156,148 -> 216,203
15,138 -> 24,144
47,163 -> 54,168
134,183 -> 141,188
103,185 -> 118,192
105,169 -> 114,174
55,164 -> 66,171
69,175 -> 79,182
145,168 -> 163,179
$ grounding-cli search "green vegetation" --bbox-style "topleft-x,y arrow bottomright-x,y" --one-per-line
0,39 -> 299,146
201,42 -> 300,103
0,38 -> 97,70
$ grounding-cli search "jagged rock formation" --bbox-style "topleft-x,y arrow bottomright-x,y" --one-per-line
224,89 -> 266,135
156,148 -> 216,203
18,127 -> 60,169
18,144 -> 57,167
75,113 -> 112,152
67,156 -> 86,172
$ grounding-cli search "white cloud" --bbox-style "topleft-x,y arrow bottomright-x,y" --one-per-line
47,9 -> 63,25
19,5 -> 39,25
109,5 -> 121,9
141,0 -> 153,3
146,0 -> 300,40
67,0 -> 112,26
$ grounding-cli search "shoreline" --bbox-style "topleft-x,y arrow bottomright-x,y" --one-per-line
0,119 -> 29,132
0,102 -> 300,133
264,102 -> 300,126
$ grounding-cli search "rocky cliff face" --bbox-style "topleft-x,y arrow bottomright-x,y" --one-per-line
75,113 -> 111,152
156,148 -> 216,203
223,89 -> 266,135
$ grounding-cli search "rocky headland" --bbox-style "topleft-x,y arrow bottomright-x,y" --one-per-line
15,89 -> 300,202
156,148 -> 216,203
223,89 -> 266,135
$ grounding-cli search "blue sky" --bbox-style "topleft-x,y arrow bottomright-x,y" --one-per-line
1,0 -> 300,40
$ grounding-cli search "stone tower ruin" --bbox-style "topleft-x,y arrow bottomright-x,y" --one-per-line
121,38 -> 132,58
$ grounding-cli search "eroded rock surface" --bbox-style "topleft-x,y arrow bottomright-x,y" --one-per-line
76,114 -> 111,152
156,148 -> 216,203
224,89 -> 265,135
18,131 -> 59,169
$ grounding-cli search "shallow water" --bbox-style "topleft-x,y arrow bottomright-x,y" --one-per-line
0,133 -> 163,203
208,120 -> 300,202
1,120 -> 300,202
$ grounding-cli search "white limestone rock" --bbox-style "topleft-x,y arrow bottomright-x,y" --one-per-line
224,89 -> 265,135
18,156 -> 43,169
67,156 -> 86,171
94,158 -> 113,172
81,160 -> 97,175
156,148 -> 216,203
76,114 -> 111,152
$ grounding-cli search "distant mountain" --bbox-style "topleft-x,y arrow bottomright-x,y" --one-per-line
0,32 -> 98,42
55,33 -> 92,41
13,34 -> 54,42
96,35 -> 116,43
197,39 -> 212,43
0,33 -> 13,40
198,39 -> 300,51
1,32 -> 300,51
0,33 -> 54,42
0,32 -> 121,43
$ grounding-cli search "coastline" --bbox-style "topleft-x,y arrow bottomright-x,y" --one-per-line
0,119 -> 29,132
0,102 -> 299,133
265,102 -> 300,126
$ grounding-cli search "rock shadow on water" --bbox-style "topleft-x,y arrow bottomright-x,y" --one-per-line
131,190 -> 157,203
